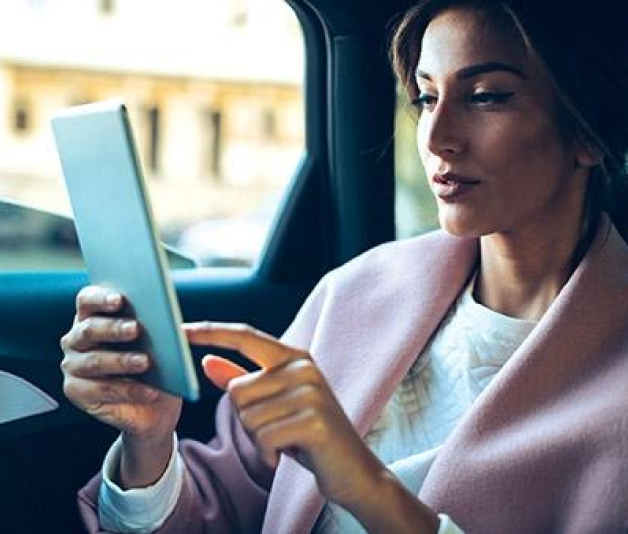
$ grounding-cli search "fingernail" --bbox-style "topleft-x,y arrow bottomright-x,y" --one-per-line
105,292 -> 121,309
128,353 -> 148,370
144,388 -> 159,401
121,321 -> 137,336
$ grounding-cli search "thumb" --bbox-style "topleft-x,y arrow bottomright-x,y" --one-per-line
202,355 -> 248,390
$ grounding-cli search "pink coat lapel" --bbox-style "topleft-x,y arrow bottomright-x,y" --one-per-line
263,232 -> 478,533
420,220 -> 628,532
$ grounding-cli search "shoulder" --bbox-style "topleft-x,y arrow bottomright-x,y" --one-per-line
282,230 -> 477,348
324,229 -> 473,292
294,229 -> 475,323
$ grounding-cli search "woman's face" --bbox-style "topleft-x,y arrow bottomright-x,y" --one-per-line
416,7 -> 594,239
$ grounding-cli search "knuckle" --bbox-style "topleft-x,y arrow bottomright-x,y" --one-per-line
227,381 -> 241,399
235,323 -> 256,337
227,371 -> 256,398
303,409 -> 328,438
60,355 -> 71,374
228,375 -> 247,394
78,319 -> 95,342
125,383 -> 142,401
113,319 -> 126,337
85,352 -> 103,375
75,288 -> 93,311
96,381 -> 116,403
227,381 -> 247,406
59,333 -> 70,352
287,358 -> 320,383
299,384 -> 324,407
290,358 -> 315,373
129,383 -> 157,402
238,408 -> 253,429
62,379 -> 81,403
295,348 -> 313,360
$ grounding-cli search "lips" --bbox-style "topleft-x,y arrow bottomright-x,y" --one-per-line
431,172 -> 480,200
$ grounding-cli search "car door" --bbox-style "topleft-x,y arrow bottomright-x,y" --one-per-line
0,0 -> 409,532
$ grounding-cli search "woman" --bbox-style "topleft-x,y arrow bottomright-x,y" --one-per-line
61,0 -> 628,532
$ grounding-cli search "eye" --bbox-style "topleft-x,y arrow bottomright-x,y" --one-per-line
411,92 -> 438,112
469,91 -> 514,107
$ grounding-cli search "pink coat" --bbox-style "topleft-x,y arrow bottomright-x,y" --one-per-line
79,218 -> 628,533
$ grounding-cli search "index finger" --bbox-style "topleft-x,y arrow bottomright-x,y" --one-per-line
184,322 -> 306,370
75,286 -> 125,321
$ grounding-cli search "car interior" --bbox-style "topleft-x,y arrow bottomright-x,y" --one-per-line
0,0 -> 421,531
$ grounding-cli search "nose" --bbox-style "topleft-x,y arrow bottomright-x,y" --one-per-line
419,100 -> 465,158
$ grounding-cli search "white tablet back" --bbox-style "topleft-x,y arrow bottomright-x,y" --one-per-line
52,99 -> 199,401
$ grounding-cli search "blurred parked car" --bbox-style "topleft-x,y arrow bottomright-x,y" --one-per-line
0,198 -> 77,249
177,215 -> 269,267
176,198 -> 278,267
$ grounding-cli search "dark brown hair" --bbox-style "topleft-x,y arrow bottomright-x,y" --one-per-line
391,0 -> 628,245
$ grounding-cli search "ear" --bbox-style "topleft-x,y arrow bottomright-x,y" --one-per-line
574,138 -> 602,168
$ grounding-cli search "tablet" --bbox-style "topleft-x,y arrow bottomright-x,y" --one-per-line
51,99 -> 199,401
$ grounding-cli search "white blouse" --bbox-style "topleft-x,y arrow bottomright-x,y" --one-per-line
99,277 -> 537,533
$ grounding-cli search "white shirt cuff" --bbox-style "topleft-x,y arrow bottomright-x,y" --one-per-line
98,433 -> 184,533
437,513 -> 465,534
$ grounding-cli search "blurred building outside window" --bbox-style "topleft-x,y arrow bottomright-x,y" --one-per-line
0,0 -> 304,270
13,98 -> 31,133
99,0 -> 114,15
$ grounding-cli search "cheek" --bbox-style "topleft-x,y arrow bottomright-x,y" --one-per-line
480,114 -> 570,177
482,124 -> 579,227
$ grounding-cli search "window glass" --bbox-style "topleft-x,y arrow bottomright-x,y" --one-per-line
395,87 -> 439,239
0,0 -> 304,270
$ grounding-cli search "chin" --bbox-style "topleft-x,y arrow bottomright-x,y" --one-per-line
438,212 -> 488,239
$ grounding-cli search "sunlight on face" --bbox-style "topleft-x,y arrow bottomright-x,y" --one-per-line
415,7 -> 592,240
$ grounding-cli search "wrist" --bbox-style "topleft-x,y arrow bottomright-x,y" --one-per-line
117,432 -> 175,490
345,467 -> 440,534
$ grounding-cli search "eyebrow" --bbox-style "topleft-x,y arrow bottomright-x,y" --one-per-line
416,61 -> 526,81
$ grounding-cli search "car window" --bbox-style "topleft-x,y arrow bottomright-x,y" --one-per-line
395,86 -> 438,239
0,0 -> 304,270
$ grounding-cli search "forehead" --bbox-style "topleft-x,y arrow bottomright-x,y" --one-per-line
417,7 -> 528,77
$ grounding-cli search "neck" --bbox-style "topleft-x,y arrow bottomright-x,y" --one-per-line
474,218 -> 587,320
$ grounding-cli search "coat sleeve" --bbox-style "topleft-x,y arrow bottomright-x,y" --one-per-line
76,275 -> 333,533
78,396 -> 273,533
